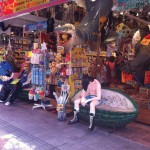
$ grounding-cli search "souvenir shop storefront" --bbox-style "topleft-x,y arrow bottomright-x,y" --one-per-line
0,0 -> 150,125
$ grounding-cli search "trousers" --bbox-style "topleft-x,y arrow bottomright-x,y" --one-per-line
0,82 -> 22,103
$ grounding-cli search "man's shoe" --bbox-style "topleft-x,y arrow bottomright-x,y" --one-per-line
0,100 -> 4,103
5,102 -> 11,106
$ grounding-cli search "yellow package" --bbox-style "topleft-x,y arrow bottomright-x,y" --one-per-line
11,79 -> 20,84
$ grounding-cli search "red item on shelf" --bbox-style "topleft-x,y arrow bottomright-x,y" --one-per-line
145,34 -> 150,39
144,71 -> 150,85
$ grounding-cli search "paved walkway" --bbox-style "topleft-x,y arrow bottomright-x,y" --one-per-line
0,99 -> 150,150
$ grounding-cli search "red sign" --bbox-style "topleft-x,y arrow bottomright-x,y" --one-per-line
0,0 -> 69,21
0,0 -> 3,17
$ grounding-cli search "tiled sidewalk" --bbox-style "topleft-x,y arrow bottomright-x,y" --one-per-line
0,99 -> 150,150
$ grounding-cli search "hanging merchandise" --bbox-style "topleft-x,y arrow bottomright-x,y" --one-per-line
35,67 -> 39,85
31,66 -> 35,85
31,66 -> 45,86
49,62 -> 58,75
0,47 -> 6,62
49,48 -> 65,75
70,46 -> 89,94
31,43 -> 52,110
30,49 -> 42,65
5,39 -> 13,63
66,65 -> 72,76
57,46 -> 64,54
39,67 -> 45,86
57,32 -> 72,46
65,53 -> 71,64
116,23 -> 131,38
71,47 -> 89,67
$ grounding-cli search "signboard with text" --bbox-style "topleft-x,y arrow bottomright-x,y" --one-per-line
0,0 -> 69,21
117,0 -> 150,10
25,21 -> 47,31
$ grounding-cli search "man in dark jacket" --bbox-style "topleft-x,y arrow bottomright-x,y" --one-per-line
0,63 -> 31,106
0,70 -> 14,102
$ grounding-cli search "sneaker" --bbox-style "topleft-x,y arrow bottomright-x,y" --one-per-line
5,102 -> 11,106
0,100 -> 4,103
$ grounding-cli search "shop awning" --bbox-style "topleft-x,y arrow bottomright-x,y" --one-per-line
0,0 -> 70,22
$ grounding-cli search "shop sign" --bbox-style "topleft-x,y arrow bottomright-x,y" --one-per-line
117,0 -> 150,10
0,0 -> 70,21
25,21 -> 47,31
0,0 -> 3,17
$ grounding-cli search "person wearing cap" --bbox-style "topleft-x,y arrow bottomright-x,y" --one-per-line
0,63 -> 31,106
68,75 -> 101,131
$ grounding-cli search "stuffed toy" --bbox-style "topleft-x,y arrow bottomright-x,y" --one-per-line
38,90 -> 45,99
54,53 -> 63,63
57,46 -> 64,54
49,62 -> 57,74
28,88 -> 36,100
34,87 -> 45,100
116,23 -> 131,38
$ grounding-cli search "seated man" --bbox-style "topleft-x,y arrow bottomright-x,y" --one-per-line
0,69 -> 14,102
0,63 -> 31,106
68,75 -> 101,131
